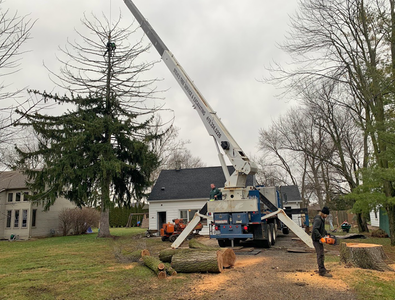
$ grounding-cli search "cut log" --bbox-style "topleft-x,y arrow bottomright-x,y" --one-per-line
164,263 -> 177,276
171,250 -> 223,273
157,271 -> 166,279
123,250 -> 144,262
188,239 -> 212,249
188,239 -> 236,267
141,249 -> 150,257
340,242 -> 394,272
142,256 -> 167,279
222,248 -> 236,268
159,248 -> 198,262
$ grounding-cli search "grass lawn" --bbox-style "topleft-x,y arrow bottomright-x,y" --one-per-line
0,228 -> 194,300
1,226 -> 395,300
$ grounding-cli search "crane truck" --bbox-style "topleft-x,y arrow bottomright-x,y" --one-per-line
123,0 -> 313,250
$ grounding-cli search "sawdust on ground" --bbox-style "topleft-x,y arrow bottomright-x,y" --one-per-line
175,233 -> 392,300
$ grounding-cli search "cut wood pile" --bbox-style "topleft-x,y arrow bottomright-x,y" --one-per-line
139,239 -> 236,279
340,242 -> 394,272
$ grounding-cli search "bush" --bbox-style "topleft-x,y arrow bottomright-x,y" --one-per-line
59,207 -> 100,236
371,228 -> 389,238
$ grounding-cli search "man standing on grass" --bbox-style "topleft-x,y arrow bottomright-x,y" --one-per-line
312,206 -> 333,277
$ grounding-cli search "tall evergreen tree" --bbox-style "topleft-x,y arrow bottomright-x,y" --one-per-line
15,14 -> 162,237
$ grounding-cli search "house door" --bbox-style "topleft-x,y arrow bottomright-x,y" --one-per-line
157,212 -> 166,230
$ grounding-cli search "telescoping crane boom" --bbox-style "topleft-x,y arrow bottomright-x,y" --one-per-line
123,0 -> 258,190
123,0 -> 313,249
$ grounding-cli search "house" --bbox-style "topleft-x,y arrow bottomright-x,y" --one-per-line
277,185 -> 304,226
0,171 -> 76,240
148,166 -> 304,235
370,207 -> 391,237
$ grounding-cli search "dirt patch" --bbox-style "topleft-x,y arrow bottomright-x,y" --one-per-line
181,233 -> 358,300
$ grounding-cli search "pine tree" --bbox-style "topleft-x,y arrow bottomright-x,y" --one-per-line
15,14 -> 163,237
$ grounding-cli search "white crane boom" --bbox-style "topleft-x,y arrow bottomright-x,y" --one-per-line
123,0 -> 258,189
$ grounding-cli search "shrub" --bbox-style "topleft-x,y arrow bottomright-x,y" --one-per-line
371,228 -> 389,238
59,207 -> 100,236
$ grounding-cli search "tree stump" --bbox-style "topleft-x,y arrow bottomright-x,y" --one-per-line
171,250 -> 223,273
340,242 -> 394,272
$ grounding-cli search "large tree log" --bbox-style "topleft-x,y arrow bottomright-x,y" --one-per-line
171,250 -> 223,273
188,239 -> 236,268
159,248 -> 198,262
340,242 -> 394,272
222,248 -> 236,268
142,256 -> 167,279
189,239 -> 212,249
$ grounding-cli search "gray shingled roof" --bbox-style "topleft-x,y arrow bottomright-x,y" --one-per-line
149,166 -> 254,201
0,171 -> 28,191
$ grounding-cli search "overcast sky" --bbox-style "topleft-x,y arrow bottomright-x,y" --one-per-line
4,0 -> 300,167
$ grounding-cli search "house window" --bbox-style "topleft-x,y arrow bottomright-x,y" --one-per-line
6,211 -> 12,228
180,209 -> 198,223
23,192 -> 29,201
22,210 -> 28,228
16,192 -> 21,202
32,209 -> 37,227
8,193 -> 13,202
14,210 -> 20,227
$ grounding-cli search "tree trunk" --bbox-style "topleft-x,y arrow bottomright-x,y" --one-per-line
189,239 -> 211,249
387,204 -> 395,246
171,250 -> 223,273
97,207 -> 111,237
142,256 -> 167,279
340,242 -> 393,272
188,239 -> 236,267
159,248 -> 198,263
356,212 -> 369,233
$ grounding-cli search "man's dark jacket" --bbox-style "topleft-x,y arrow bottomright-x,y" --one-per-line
311,215 -> 327,241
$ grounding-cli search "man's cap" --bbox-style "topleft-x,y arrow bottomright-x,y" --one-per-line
321,207 -> 330,215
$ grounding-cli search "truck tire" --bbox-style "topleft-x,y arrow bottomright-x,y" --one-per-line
218,239 -> 231,247
270,223 -> 276,245
282,227 -> 289,235
255,224 -> 272,248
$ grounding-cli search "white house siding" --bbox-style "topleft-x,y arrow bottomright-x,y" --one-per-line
370,209 -> 380,227
149,199 -> 210,235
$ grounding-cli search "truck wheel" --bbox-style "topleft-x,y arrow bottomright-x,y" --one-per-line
218,239 -> 231,247
270,223 -> 276,245
282,227 -> 289,235
255,224 -> 272,248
